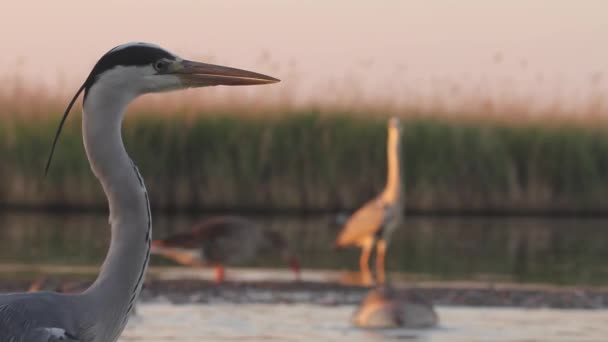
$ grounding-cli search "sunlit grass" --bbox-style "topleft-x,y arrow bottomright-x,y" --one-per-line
0,77 -> 606,213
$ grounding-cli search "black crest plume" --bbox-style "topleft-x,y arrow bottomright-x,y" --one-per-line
44,83 -> 86,175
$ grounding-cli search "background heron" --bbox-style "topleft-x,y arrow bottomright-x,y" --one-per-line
335,117 -> 403,285
0,42 -> 278,341
151,215 -> 301,282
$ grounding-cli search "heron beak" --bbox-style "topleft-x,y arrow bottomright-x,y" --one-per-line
174,60 -> 280,87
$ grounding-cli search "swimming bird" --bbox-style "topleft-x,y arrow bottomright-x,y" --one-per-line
335,117 -> 403,285
0,42 -> 278,341
151,216 -> 300,282
352,285 -> 438,328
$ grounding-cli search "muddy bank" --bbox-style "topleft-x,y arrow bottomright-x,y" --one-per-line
141,280 -> 608,309
1,276 -> 606,310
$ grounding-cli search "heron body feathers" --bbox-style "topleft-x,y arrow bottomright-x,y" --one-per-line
0,294 -> 83,341
335,197 -> 388,247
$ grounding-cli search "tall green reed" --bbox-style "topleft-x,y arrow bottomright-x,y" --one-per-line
2,111 -> 608,214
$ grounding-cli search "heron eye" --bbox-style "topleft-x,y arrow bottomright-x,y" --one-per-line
154,60 -> 168,72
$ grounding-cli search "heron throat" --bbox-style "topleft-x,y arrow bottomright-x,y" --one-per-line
79,85 -> 151,341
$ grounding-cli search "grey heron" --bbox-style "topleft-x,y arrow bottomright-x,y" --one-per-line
0,42 -> 278,341
151,215 -> 301,282
334,117 -> 403,285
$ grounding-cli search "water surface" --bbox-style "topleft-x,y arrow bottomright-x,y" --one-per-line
1,212 -> 607,284
1,212 -> 607,340
121,303 -> 608,341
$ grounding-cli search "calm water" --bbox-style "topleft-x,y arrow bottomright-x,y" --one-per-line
1,212 -> 607,340
0,212 -> 607,284
120,303 -> 608,341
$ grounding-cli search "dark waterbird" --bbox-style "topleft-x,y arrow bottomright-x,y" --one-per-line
151,216 -> 301,282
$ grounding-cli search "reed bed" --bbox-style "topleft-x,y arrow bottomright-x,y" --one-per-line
2,108 -> 608,214
1,73 -> 607,213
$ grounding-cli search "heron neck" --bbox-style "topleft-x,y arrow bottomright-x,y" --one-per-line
80,90 -> 151,340
383,129 -> 402,203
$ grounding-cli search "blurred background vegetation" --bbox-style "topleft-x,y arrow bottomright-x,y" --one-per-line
2,107 -> 608,215
0,70 -> 607,286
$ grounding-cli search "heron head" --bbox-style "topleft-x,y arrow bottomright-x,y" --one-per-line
45,42 -> 279,174
82,42 -> 279,97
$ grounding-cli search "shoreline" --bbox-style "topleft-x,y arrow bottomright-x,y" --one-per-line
6,205 -> 608,218
139,279 -> 608,310
1,266 -> 606,310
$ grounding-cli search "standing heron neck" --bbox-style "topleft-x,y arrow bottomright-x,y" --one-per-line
383,128 -> 402,203
79,88 -> 151,340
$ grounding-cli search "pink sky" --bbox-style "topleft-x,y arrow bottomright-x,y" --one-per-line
2,0 -> 607,112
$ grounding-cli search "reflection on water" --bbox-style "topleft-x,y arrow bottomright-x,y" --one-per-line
121,303 -> 608,341
0,212 -> 607,285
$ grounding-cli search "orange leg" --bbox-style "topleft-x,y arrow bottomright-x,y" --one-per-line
375,239 -> 387,284
214,265 -> 225,283
28,276 -> 46,293
359,244 -> 373,286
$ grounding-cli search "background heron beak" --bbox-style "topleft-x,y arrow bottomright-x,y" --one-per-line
176,60 -> 280,87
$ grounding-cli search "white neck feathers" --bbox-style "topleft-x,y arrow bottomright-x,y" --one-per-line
79,79 -> 152,341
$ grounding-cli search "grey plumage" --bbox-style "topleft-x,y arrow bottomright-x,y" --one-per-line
0,293 -> 84,341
